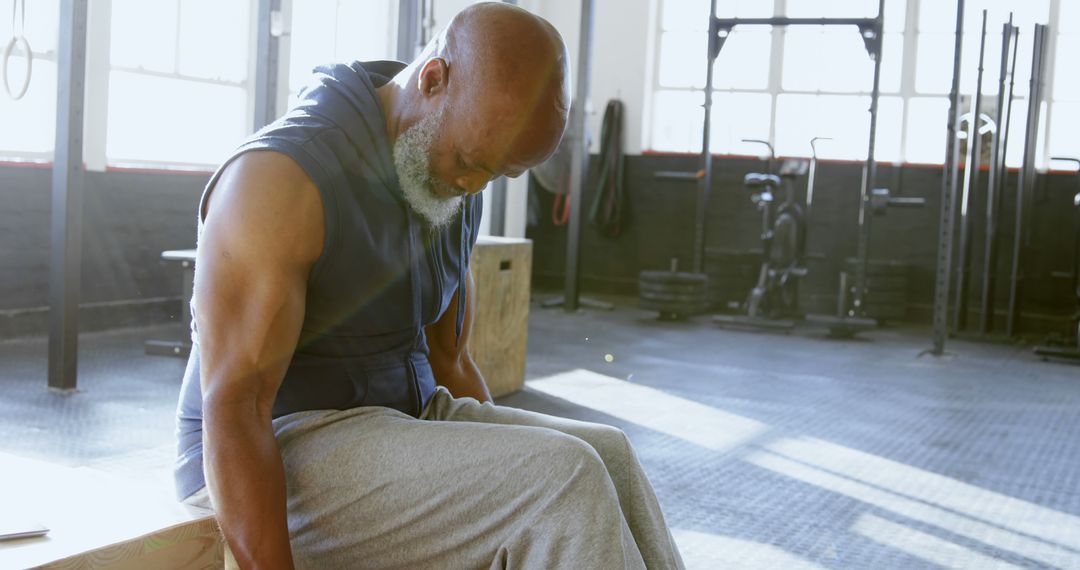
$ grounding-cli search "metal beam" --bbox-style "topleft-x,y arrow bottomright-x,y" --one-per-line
713,17 -> 877,28
930,0 -> 965,355
562,0 -> 595,312
49,0 -> 89,391
253,0 -> 282,132
695,0 -> 719,275
397,0 -> 422,62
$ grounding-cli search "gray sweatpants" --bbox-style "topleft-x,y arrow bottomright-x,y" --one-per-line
187,387 -> 684,569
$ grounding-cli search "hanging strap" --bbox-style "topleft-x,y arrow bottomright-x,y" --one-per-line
588,99 -> 626,237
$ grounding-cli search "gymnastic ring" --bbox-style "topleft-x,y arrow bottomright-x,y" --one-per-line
2,34 -> 33,101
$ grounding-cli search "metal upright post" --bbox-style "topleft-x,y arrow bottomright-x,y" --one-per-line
253,0 -> 282,132
396,0 -> 422,62
979,19 -> 1017,334
695,0 -> 719,275
954,10 -> 988,331
562,0 -> 595,312
930,0 -> 965,355
49,0 -> 89,391
1007,24 -> 1049,337
851,0 -> 885,317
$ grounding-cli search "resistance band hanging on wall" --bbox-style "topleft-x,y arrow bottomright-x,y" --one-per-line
3,0 -> 32,100
588,99 -> 626,237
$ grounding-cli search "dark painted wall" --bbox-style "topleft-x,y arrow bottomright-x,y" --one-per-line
0,164 -> 206,335
528,154 -> 1080,332
1,154 -> 1076,338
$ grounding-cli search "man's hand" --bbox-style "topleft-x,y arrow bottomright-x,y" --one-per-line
196,151 -> 324,569
426,267 -> 493,403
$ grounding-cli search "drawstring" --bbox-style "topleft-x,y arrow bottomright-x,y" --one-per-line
454,196 -> 469,347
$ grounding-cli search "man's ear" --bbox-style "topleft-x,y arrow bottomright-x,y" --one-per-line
417,57 -> 450,98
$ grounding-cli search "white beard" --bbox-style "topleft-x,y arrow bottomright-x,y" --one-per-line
392,106 -> 464,229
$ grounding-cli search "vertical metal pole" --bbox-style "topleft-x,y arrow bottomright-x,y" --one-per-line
851,0 -> 884,317
253,0 -> 282,132
954,10 -> 988,331
49,0 -> 89,391
931,0 -> 965,355
396,0 -> 422,62
486,0 -> 519,237
562,0 -> 595,312
695,0 -> 719,275
979,20 -> 1016,334
1007,24 -> 1049,336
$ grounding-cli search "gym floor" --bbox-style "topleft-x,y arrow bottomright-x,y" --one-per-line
1,294 -> 1078,569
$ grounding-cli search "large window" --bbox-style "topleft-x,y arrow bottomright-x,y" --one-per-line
107,0 -> 251,166
648,0 -> 1077,166
287,0 -> 395,106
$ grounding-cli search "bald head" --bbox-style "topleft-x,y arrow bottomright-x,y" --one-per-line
380,3 -> 570,201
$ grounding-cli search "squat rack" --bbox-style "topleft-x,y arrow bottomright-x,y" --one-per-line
698,0 -> 886,317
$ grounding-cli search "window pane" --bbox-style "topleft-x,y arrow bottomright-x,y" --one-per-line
658,31 -> 706,88
0,61 -> 57,154
178,0 -> 250,82
905,97 -> 949,164
783,28 -> 898,93
1054,35 -> 1080,101
650,90 -> 704,153
709,92 -> 772,154
875,96 -> 903,163
107,72 -> 247,164
919,1 -> 958,32
915,33 -> 952,94
1063,0 -> 1080,32
785,0 -> 877,18
289,0 -> 339,92
662,0 -> 710,31
1049,102 -> 1080,160
335,0 -> 394,61
110,0 -> 179,73
19,0 -> 59,52
775,94 -> 871,160
717,0 -> 774,18
1002,99 -> 1049,168
714,28 -> 771,90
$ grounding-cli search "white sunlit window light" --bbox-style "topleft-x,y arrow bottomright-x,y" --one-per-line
648,0 -> 1077,166
106,0 -> 251,167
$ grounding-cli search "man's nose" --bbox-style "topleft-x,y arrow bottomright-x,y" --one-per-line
455,172 -> 493,194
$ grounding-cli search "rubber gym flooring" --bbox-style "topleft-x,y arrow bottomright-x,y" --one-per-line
1,294 -> 1078,569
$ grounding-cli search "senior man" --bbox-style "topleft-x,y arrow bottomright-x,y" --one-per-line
175,3 -> 684,568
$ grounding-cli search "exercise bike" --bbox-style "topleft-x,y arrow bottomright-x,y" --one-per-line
715,140 -> 809,330
1034,157 -> 1080,362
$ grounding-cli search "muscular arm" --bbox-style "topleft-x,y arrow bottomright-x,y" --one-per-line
425,266 -> 493,403
196,151 -> 324,569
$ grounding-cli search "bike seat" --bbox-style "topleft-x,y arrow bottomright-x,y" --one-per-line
744,173 -> 781,189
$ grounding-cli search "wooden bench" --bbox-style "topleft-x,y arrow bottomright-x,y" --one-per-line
0,452 -> 221,569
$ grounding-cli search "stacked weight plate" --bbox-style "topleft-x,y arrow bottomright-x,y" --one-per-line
846,258 -> 909,323
639,271 -> 709,320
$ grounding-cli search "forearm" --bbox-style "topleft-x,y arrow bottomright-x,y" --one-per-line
436,356 -> 493,403
204,403 -> 295,570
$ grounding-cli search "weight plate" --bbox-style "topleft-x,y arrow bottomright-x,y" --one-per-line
639,291 -> 708,304
639,271 -> 708,287
639,281 -> 706,295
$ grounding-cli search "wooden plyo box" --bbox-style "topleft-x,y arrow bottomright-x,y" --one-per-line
469,237 -> 532,398
0,453 -> 222,569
